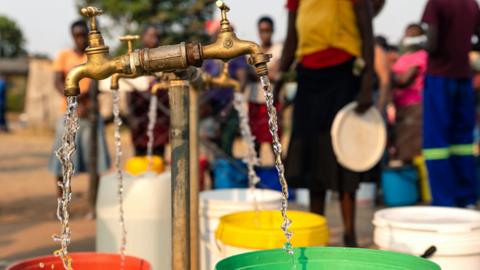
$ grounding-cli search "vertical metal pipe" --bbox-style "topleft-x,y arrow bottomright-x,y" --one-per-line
189,86 -> 199,270
169,79 -> 191,270
88,80 -> 99,213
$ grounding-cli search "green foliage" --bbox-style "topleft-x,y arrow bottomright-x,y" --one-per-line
0,15 -> 27,58
76,0 -> 216,53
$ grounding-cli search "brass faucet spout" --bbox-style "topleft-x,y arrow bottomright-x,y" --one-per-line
200,1 -> 271,76
205,63 -> 240,92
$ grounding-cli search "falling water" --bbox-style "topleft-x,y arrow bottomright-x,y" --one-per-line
260,76 -> 293,255
232,92 -> 260,207
146,94 -> 158,171
53,96 -> 79,270
112,90 -> 127,265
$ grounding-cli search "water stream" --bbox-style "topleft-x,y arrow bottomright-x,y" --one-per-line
53,96 -> 79,270
146,94 -> 158,171
259,76 -> 293,255
112,90 -> 127,265
232,92 -> 261,211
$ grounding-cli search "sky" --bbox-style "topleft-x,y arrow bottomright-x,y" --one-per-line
0,0 -> 430,58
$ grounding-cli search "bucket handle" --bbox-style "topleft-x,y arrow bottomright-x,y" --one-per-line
420,246 -> 437,259
200,232 -> 224,254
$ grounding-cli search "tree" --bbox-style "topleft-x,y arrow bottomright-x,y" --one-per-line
76,0 -> 216,54
0,15 -> 27,58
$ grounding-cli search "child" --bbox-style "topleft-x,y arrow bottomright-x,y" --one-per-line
391,23 -> 428,162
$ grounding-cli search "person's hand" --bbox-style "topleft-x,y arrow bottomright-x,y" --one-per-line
355,73 -> 373,114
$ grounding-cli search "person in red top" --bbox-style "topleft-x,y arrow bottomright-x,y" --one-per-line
278,0 -> 376,247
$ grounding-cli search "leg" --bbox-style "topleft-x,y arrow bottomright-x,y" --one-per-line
88,174 -> 99,216
451,80 -> 477,206
340,191 -> 357,247
309,189 -> 326,215
423,76 -> 456,206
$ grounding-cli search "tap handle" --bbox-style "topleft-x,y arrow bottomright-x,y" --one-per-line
80,6 -> 103,32
216,1 -> 230,21
119,35 -> 140,53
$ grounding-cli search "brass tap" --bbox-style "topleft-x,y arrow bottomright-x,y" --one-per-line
204,63 -> 240,92
65,7 -> 131,96
201,1 -> 271,76
65,3 -> 271,97
110,35 -> 140,90
64,7 -> 203,97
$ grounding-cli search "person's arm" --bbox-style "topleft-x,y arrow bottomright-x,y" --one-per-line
354,0 -> 375,113
374,45 -> 391,110
425,25 -> 439,55
54,71 -> 65,95
274,9 -> 298,99
473,5 -> 480,51
391,66 -> 420,88
422,0 -> 440,55
279,11 -> 298,73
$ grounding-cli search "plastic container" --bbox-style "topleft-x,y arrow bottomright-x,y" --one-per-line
373,206 -> 480,270
255,167 -> 295,200
381,166 -> 419,206
199,188 -> 282,270
212,159 -> 248,189
124,156 -> 165,176
7,252 -> 151,270
215,210 -> 328,257
215,247 -> 440,270
96,171 -> 171,270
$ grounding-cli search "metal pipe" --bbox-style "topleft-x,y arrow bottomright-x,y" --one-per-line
88,80 -> 99,213
189,85 -> 199,270
168,78 -> 191,270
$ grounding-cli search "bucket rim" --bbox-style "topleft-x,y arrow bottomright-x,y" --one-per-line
215,247 -> 441,270
373,206 -> 480,233
215,210 -> 329,249
6,252 -> 151,270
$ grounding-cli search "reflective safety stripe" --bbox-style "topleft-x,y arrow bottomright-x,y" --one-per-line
450,144 -> 474,156
423,148 -> 449,160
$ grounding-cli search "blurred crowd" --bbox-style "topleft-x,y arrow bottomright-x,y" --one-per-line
36,0 -> 480,247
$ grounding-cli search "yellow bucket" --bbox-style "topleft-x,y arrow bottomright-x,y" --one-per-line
215,210 -> 329,250
124,156 -> 165,176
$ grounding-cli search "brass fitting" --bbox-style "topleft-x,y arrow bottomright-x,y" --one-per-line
110,35 -> 140,90
200,1 -> 271,76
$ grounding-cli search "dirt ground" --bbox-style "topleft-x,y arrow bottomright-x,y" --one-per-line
0,122 -> 375,269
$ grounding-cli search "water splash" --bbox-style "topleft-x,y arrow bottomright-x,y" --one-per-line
112,90 -> 127,265
146,94 -> 158,171
53,96 -> 79,270
232,92 -> 260,194
259,76 -> 293,255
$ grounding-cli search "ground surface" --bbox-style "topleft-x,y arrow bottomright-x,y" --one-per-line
0,125 -> 375,269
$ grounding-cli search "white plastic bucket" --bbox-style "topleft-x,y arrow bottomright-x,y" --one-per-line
373,206 -> 480,270
199,188 -> 282,270
96,171 -> 171,270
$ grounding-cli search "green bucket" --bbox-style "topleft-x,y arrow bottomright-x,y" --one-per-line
215,247 -> 441,270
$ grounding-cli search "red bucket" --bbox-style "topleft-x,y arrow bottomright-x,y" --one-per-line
7,252 -> 151,270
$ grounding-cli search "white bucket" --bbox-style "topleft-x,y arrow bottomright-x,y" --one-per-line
373,206 -> 480,270
96,171 -> 171,270
199,188 -> 282,270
